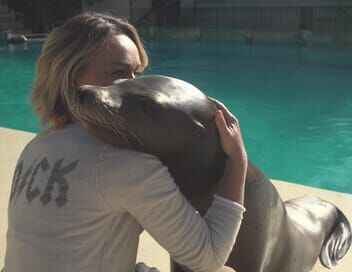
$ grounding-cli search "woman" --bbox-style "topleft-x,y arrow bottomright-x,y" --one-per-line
4,12 -> 247,272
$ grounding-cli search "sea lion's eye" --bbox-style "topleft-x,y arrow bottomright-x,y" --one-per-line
193,120 -> 207,138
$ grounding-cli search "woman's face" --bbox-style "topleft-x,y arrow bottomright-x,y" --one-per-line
75,33 -> 142,87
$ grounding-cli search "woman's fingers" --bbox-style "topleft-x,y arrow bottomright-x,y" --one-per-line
216,111 -> 240,139
214,105 -> 246,161
215,110 -> 229,136
215,110 -> 241,156
209,97 -> 238,126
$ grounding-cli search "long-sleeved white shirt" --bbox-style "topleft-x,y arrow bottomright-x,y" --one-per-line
5,123 -> 244,272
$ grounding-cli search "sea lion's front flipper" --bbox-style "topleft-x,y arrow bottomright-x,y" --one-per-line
320,208 -> 352,268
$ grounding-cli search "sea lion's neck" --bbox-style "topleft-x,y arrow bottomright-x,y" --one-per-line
190,163 -> 255,216
190,194 -> 214,216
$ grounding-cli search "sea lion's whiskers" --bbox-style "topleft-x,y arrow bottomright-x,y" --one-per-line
102,103 -> 116,117
118,118 -> 144,146
94,104 -> 136,148
71,99 -> 126,146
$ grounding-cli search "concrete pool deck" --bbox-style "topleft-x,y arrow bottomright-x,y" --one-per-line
0,127 -> 351,271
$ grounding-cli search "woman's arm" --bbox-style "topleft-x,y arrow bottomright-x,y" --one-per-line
210,98 -> 247,205
98,101 -> 247,272
98,149 -> 243,272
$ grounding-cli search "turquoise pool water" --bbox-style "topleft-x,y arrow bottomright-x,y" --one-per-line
0,41 -> 351,193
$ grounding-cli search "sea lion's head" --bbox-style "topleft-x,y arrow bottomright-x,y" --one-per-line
70,75 -> 226,198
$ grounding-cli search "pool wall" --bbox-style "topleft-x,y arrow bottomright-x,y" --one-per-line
139,27 -> 352,46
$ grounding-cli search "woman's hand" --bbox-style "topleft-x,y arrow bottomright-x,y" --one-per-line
209,97 -> 248,204
210,98 -> 247,166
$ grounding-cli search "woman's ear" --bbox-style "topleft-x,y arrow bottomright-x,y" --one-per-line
73,69 -> 83,87
72,78 -> 78,88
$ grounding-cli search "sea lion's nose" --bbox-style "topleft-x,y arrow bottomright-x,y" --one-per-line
76,85 -> 96,104
77,91 -> 86,104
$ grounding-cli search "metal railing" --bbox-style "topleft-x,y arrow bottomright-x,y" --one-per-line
180,6 -> 352,32
313,7 -> 352,32
131,3 -> 352,33
130,0 -> 155,26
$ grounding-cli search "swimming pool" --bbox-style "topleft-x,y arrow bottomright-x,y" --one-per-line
0,41 -> 351,193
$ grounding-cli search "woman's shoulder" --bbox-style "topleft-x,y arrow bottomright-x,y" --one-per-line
22,123 -> 110,161
33,123 -> 103,146
101,144 -> 162,166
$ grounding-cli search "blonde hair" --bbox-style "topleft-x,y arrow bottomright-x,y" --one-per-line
31,12 -> 149,129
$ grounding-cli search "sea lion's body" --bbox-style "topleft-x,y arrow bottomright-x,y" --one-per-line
173,162 -> 350,272
223,164 -> 348,272
69,75 -> 351,272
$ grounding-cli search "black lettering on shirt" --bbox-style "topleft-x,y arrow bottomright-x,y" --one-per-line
13,160 -> 36,204
9,161 -> 23,203
9,157 -> 79,207
40,158 -> 79,207
26,158 -> 50,203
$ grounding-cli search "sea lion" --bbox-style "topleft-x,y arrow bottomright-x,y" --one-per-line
6,34 -> 27,44
70,76 -> 226,199
68,75 -> 351,272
